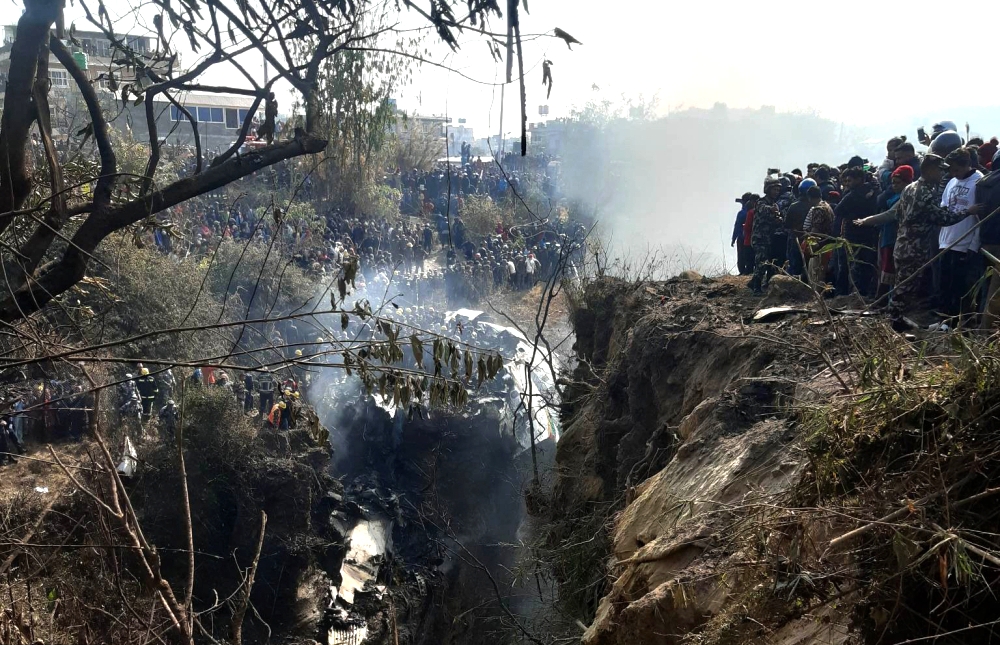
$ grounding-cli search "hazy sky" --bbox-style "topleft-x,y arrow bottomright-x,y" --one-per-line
400,0 -> 1000,136
40,0 -> 1000,137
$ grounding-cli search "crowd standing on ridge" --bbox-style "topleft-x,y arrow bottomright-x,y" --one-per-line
732,122 -> 1000,330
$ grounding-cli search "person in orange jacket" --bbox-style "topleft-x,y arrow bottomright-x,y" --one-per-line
267,401 -> 287,430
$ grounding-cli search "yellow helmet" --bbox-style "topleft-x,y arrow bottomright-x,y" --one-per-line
295,350 -> 303,357
140,368 -> 150,376
292,391 -> 300,399
278,401 -> 287,409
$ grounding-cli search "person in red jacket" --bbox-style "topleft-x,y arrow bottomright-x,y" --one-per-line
742,195 -> 759,254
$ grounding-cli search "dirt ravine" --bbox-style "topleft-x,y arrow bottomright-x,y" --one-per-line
550,274 -> 852,645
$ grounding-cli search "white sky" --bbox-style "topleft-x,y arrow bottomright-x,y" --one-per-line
400,0 -> 1000,137
34,0 -> 1000,138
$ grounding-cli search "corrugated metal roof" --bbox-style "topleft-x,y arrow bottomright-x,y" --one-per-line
152,91 -> 258,109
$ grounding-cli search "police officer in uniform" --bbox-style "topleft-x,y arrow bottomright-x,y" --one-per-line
748,177 -> 784,294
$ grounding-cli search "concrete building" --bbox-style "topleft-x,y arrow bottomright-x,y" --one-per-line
392,112 -> 449,163
123,91 -> 262,153
1,25 -> 260,152
528,120 -> 566,157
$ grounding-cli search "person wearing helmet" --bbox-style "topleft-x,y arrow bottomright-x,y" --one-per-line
929,131 -> 964,159
257,369 -> 276,417
158,399 -> 180,441
119,373 -> 139,405
854,154 -> 982,329
286,391 -> 300,429
136,368 -> 159,421
0,420 -> 18,465
162,366 -> 176,398
267,400 -> 287,430
748,178 -> 783,294
783,181 -> 816,279
937,147 -> 985,317
120,391 -> 143,441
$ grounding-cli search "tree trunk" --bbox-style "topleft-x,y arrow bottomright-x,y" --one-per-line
0,0 -> 60,231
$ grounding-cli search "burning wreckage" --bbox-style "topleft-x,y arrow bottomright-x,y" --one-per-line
312,308 -> 561,643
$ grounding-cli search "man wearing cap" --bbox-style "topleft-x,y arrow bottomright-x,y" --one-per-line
732,193 -> 754,275
873,165 -> 913,298
748,178 -> 783,294
854,154 -> 981,327
936,147 -> 984,317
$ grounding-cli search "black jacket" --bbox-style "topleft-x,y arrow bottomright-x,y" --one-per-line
978,170 -> 1000,246
835,179 -> 880,246
783,199 -> 811,234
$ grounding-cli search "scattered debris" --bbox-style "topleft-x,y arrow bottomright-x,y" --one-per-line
751,306 -> 813,322
116,437 -> 138,477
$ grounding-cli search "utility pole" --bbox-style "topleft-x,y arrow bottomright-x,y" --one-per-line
498,83 -> 505,159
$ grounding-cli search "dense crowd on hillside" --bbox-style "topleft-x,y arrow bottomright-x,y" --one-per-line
144,151 -> 574,313
389,153 -> 559,217
732,122 -> 1000,330
0,152 -> 580,463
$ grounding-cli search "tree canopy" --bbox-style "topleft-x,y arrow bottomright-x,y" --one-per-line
0,0 -> 549,324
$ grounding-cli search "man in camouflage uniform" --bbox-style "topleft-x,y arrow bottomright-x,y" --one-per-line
854,154 -> 981,326
748,178 -> 784,294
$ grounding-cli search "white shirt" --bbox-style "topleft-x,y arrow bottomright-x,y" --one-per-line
939,170 -> 983,252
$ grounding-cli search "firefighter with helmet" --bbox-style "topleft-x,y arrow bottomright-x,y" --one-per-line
257,368 -> 276,417
136,368 -> 159,420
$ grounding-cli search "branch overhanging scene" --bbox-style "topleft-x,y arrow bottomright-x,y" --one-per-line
4,1 -> 1000,645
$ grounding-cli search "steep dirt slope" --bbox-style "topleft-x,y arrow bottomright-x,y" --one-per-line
553,275 -> 849,645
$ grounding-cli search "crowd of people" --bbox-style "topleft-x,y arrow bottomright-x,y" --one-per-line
0,147 -> 585,464
141,150 -> 579,314
0,361 -> 312,466
390,155 -> 558,218
731,122 -> 1000,329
